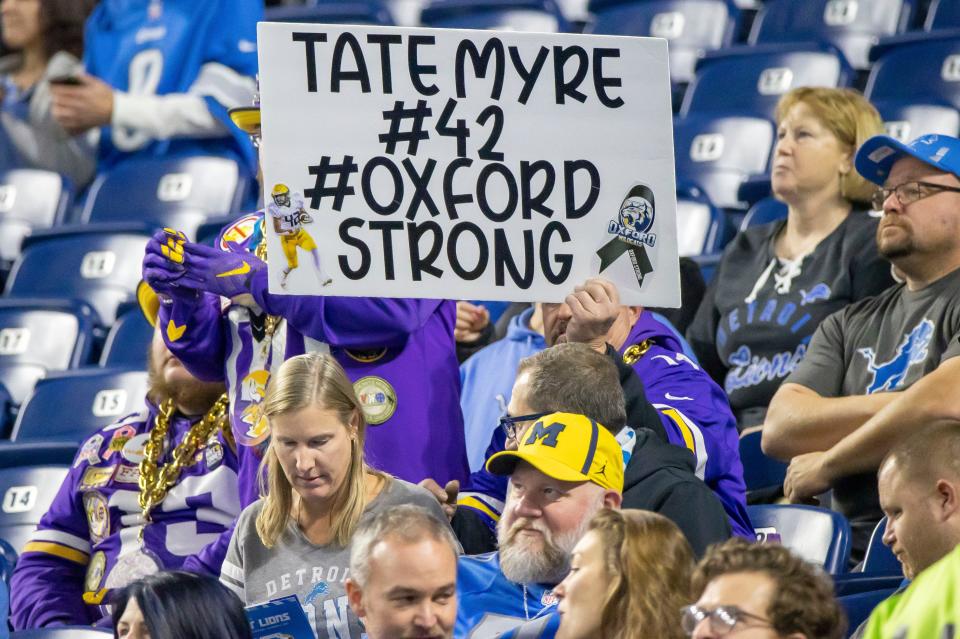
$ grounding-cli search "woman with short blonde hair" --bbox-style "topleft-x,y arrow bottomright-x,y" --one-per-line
554,509 -> 695,639
220,353 -> 448,638
689,87 -> 895,433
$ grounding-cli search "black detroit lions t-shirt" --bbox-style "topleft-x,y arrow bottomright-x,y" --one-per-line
787,265 -> 960,555
688,211 -> 893,428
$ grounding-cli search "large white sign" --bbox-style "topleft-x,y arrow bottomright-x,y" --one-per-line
258,23 -> 680,306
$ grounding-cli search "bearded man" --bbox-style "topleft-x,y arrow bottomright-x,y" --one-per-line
454,411 -> 622,637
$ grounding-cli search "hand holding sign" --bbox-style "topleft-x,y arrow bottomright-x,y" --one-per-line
562,278 -> 621,352
177,241 -> 267,300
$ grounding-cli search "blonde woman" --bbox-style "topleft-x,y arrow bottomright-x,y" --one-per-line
553,509 -> 695,639
688,87 -> 894,431
219,353 -> 447,638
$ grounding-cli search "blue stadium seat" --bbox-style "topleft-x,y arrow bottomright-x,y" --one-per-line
265,1 -> 395,23
0,381 -> 11,438
749,0 -> 913,70
866,33 -> 960,114
860,516 -> 902,575
925,0 -> 960,30
79,157 -> 250,238
740,196 -> 787,231
11,630 -> 112,638
748,504 -> 852,574
676,183 -> 730,255
674,113 -> 775,209
0,299 -> 96,406
4,224 -> 152,326
100,307 -> 153,369
420,0 -> 571,32
739,428 -> 788,496
681,43 -> 854,119
0,169 -> 72,267
587,0 -> 739,84
839,587 -> 898,637
0,464 -> 69,556
0,535 -> 16,584
874,99 -> 960,142
11,368 -> 149,444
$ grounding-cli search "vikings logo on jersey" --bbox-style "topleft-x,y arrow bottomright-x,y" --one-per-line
239,369 -> 270,446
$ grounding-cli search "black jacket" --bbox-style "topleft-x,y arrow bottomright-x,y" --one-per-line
623,427 -> 732,557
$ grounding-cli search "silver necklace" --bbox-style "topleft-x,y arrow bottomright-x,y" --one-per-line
521,583 -> 530,620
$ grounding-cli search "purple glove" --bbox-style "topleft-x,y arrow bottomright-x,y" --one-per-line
142,228 -> 199,302
177,241 -> 266,299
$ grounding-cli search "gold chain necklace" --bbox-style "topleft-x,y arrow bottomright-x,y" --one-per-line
137,394 -> 230,524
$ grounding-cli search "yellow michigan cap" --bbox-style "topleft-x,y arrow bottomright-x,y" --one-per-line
486,412 -> 624,493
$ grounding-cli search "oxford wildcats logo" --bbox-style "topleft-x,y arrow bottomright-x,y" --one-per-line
858,319 -> 934,394
608,185 -> 657,248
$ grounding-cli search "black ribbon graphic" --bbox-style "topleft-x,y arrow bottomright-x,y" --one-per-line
597,239 -> 653,287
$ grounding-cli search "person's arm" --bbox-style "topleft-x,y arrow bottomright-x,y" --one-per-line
762,383 -> 900,460
155,293 -> 227,382
10,454 -> 97,628
784,356 -> 960,501
761,311 -> 898,460
247,268 -> 449,348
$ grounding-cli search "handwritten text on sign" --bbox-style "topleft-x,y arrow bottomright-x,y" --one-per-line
258,25 -> 680,305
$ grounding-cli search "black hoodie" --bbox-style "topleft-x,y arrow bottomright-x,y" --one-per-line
623,427 -> 732,557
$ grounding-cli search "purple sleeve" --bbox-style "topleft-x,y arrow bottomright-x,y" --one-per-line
10,465 -> 95,628
248,269 -> 448,349
157,293 -> 227,382
182,522 -> 235,577
457,427 -> 509,532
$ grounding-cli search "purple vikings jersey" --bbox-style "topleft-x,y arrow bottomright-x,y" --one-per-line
458,312 -> 752,540
84,0 -> 260,173
625,313 -> 751,539
10,401 -> 240,628
158,214 -> 468,505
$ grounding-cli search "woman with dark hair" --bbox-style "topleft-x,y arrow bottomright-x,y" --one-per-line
0,0 -> 97,184
112,570 -> 252,639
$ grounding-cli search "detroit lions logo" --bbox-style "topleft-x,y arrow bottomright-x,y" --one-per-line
305,582 -> 329,605
858,319 -> 935,394
799,283 -> 831,306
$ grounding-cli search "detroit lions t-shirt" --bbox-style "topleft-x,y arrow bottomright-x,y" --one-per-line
687,211 -> 892,428
786,265 -> 960,554
220,478 -> 446,639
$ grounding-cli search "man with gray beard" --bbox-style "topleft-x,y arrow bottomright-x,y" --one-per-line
454,411 -> 622,638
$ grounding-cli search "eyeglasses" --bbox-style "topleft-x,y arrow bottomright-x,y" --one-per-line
499,412 -> 550,443
872,180 -> 960,211
680,605 -> 774,636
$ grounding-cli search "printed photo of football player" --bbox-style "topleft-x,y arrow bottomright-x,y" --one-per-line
267,183 -> 332,289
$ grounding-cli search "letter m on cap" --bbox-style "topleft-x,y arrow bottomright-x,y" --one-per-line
525,421 -> 565,448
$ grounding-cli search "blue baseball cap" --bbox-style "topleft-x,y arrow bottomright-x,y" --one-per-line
855,133 -> 960,186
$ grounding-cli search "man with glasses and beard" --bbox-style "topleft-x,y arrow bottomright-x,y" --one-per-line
763,133 -> 960,560
452,343 -> 731,560
10,285 -> 241,628
455,410 -> 622,638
